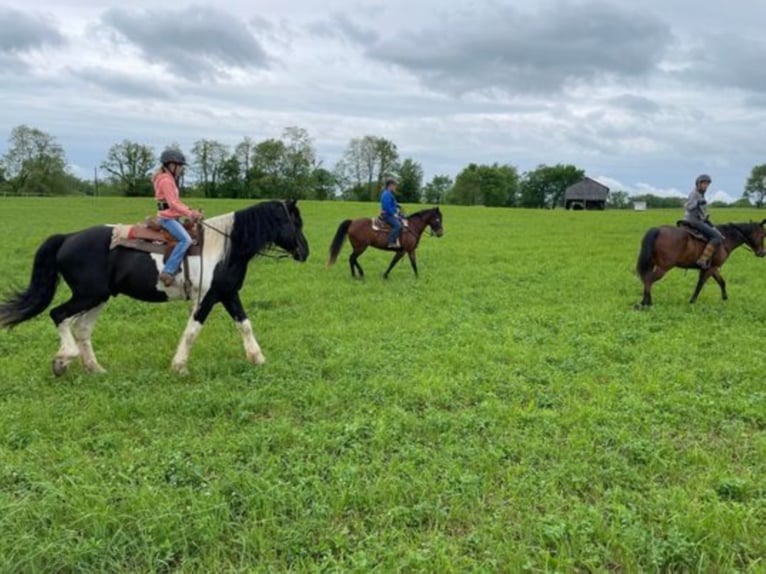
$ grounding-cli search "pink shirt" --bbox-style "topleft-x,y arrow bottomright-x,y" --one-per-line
154,171 -> 193,219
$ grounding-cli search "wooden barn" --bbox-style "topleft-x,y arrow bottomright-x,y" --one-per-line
564,177 -> 610,210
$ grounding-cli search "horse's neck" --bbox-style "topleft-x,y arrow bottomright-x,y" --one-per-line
407,214 -> 428,235
721,226 -> 744,251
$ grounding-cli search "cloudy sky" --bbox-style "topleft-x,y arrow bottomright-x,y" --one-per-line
1,0 -> 764,202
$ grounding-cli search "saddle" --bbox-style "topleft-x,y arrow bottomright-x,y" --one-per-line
676,220 -> 709,243
371,216 -> 409,232
109,218 -> 203,261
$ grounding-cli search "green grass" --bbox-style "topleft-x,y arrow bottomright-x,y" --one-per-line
0,197 -> 764,572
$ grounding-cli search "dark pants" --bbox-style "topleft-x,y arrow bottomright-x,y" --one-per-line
382,213 -> 401,245
687,220 -> 724,246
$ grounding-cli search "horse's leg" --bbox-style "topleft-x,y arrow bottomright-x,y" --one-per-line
170,291 -> 217,374
689,270 -> 712,304
53,317 -> 79,376
383,250 -> 405,279
221,293 -> 265,365
407,250 -> 419,278
72,303 -> 106,373
350,249 -> 365,279
49,296 -> 107,376
711,270 -> 727,301
641,268 -> 666,307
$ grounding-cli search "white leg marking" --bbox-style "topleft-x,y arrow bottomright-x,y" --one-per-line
171,317 -> 203,374
72,305 -> 106,373
238,319 -> 265,365
53,318 -> 80,375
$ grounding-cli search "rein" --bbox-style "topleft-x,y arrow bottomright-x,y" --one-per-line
725,223 -> 756,252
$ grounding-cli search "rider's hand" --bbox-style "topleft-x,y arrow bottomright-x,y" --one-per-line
190,210 -> 203,222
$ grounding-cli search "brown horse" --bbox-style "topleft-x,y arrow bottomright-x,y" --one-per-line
636,220 -> 766,307
327,207 -> 444,278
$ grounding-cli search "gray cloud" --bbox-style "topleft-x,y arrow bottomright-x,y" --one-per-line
608,94 -> 662,115
70,67 -> 174,100
0,7 -> 65,53
0,7 -> 65,71
101,5 -> 270,81
366,2 -> 672,95
307,13 -> 379,46
682,34 -> 766,95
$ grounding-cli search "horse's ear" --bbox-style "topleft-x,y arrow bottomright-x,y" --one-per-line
761,218 -> 766,227
287,199 -> 297,207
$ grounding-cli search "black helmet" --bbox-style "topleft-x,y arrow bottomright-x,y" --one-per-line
695,174 -> 711,187
385,178 -> 398,187
160,148 -> 187,166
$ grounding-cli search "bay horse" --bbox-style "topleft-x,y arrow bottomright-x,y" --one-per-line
327,207 -> 444,278
0,200 -> 309,375
636,220 -> 765,307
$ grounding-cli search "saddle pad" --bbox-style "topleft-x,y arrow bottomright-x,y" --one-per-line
371,217 -> 409,232
676,221 -> 708,242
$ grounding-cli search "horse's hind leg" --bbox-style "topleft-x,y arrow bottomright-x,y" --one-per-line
349,250 -> 365,279
49,296 -> 107,376
640,268 -> 666,308
52,317 -> 79,376
72,303 -> 106,373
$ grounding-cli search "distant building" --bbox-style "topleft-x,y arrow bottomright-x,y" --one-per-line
565,177 -> 610,210
633,200 -> 647,211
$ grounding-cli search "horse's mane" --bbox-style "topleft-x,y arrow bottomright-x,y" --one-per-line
228,201 -> 288,259
408,207 -> 439,219
718,221 -> 759,238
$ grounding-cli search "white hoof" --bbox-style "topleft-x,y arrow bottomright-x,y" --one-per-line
248,352 -> 266,365
52,357 -> 70,377
171,362 -> 189,375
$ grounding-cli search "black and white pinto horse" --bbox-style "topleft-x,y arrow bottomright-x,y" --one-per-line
0,200 -> 309,375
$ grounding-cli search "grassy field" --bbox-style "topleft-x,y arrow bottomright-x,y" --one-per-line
0,197 -> 764,572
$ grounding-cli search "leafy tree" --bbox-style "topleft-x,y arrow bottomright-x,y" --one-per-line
218,156 -> 245,198
311,167 -> 338,200
191,139 -> 229,198
397,158 -> 423,203
100,140 -> 155,196
520,164 -> 584,208
1,125 -> 70,195
336,135 -> 399,201
280,126 -> 318,200
234,137 -> 256,194
742,164 -> 766,207
448,163 -> 519,206
249,138 -> 287,198
607,190 -> 631,209
422,175 -> 453,204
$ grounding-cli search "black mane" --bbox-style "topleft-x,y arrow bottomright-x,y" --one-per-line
230,200 -> 287,259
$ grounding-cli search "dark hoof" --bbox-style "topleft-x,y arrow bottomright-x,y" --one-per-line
52,358 -> 68,377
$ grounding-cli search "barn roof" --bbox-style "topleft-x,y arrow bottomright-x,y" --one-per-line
565,177 -> 610,201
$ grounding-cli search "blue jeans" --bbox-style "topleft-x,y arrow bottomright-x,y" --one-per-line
382,213 -> 401,245
159,217 -> 192,275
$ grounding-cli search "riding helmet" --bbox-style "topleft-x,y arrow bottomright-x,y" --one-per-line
160,148 -> 187,166
695,174 -> 712,187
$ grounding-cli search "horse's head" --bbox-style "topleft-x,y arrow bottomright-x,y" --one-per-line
425,207 -> 444,237
276,200 -> 310,261
752,219 -> 766,257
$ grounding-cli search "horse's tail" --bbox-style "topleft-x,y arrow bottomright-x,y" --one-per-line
636,227 -> 660,279
0,233 -> 67,328
327,220 -> 352,267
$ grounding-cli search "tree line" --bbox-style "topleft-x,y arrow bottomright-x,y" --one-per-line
2,124 -> 765,207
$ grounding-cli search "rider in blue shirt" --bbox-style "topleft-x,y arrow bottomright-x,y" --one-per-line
380,179 -> 402,248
